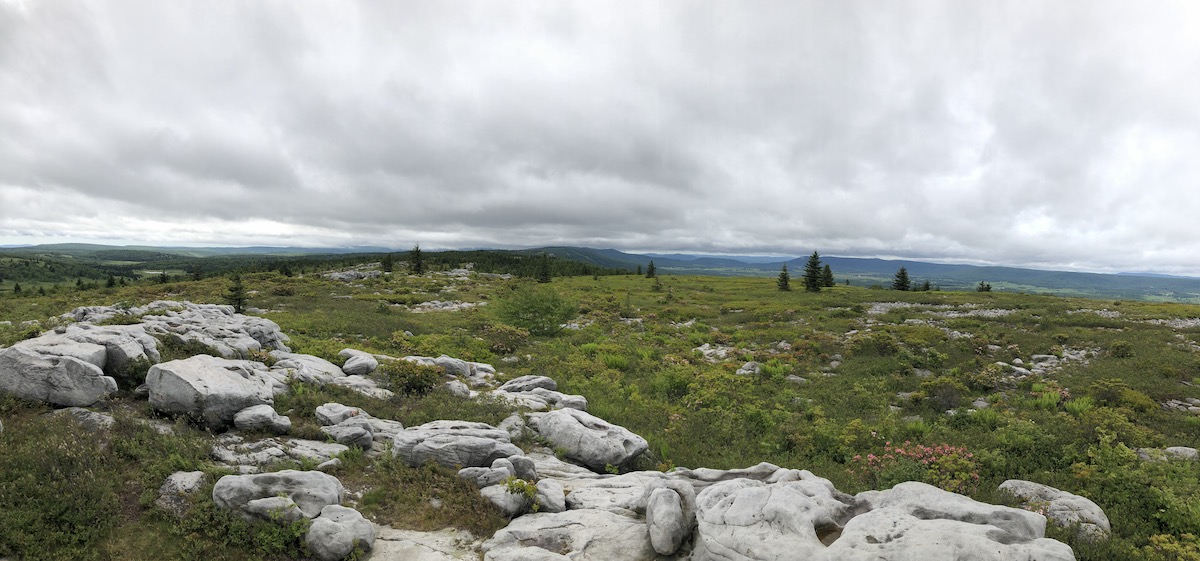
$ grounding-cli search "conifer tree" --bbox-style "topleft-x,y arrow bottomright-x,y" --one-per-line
821,264 -> 835,287
892,267 -> 911,291
409,245 -> 424,275
381,253 -> 394,273
12,283 -> 20,294
224,274 -> 248,313
777,264 -> 790,291
537,252 -> 552,283
646,261 -> 657,278
803,252 -> 823,292
977,281 -> 992,292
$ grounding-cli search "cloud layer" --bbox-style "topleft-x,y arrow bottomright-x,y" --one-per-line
2,1 -> 1199,273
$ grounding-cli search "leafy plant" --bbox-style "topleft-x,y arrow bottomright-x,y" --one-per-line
493,285 -> 578,336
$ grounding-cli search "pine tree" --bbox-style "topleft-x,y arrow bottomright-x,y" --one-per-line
892,267 -> 911,291
158,271 -> 169,284
646,261 -> 657,278
919,280 -> 932,291
409,245 -> 424,275
636,265 -> 642,276
777,264 -> 790,291
821,264 -> 835,287
803,252 -> 823,292
536,252 -> 552,283
225,274 -> 248,313
977,281 -> 992,292
381,253 -> 394,273
12,283 -> 20,294
106,274 -> 116,288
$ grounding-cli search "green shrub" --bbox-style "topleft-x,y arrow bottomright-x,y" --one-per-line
1110,340 -> 1134,358
480,323 -> 530,355
493,285 -> 578,336
1064,397 -> 1095,416
920,376 -> 968,410
600,353 -> 631,371
376,359 -> 445,396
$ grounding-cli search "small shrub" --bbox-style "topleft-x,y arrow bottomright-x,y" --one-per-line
1110,340 -> 1134,358
1064,397 -> 1095,417
376,360 -> 444,396
493,285 -> 578,336
600,353 -> 631,371
920,376 -> 968,410
480,323 -> 530,355
852,440 -> 980,495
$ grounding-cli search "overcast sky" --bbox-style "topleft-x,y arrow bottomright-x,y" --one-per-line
2,1 -> 1199,274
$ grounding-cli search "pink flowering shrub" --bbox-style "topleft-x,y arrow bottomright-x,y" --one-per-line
852,439 -> 981,495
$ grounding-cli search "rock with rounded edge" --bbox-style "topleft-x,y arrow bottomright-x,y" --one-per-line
529,408 -> 648,472
155,470 -> 207,518
481,509 -> 656,561
338,349 -> 379,376
999,479 -> 1111,540
498,375 -> 557,393
393,420 -> 522,468
509,455 -> 538,481
459,467 -> 513,488
245,496 -> 305,523
47,407 -> 116,431
13,333 -> 108,369
0,346 -> 117,407
212,469 -> 343,521
147,355 -> 275,428
481,484 -> 530,517
321,424 -> 373,449
306,505 -> 374,561
315,403 -> 368,426
234,404 -> 291,434
61,323 -> 160,372
535,479 -> 566,514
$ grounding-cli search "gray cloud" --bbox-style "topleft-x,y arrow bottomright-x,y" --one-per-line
2,0 -> 1200,273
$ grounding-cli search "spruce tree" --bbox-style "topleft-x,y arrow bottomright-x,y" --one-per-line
892,267 -> 911,291
977,281 -> 992,292
777,264 -> 790,291
409,245 -> 424,275
381,253 -> 394,273
803,252 -> 823,292
646,261 -> 657,278
821,264 -> 835,287
224,274 -> 248,313
12,283 -> 20,294
536,252 -> 552,283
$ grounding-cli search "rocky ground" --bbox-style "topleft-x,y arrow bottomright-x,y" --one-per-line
0,299 -> 1177,560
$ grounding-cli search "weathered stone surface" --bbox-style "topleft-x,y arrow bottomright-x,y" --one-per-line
458,467 -> 513,488
393,420 -> 522,468
60,323 -> 160,372
134,301 -> 290,357
498,375 -> 557,393
147,355 -> 275,428
481,509 -> 656,561
509,455 -> 538,481
315,403 -> 369,426
691,478 -> 1074,561
535,479 -> 566,514
1000,479 -> 1111,540
338,349 -> 379,376
370,526 -> 482,561
155,471 -> 207,518
321,424 -> 374,449
271,352 -> 345,384
646,487 -> 687,555
529,408 -> 648,472
307,505 -> 374,561
234,404 -> 291,434
212,469 -> 343,521
480,484 -> 530,517
497,415 -> 527,441
0,346 -> 117,407
13,333 -> 108,369
245,496 -> 305,523
212,434 -> 349,471
46,407 -> 116,431
491,387 -> 587,411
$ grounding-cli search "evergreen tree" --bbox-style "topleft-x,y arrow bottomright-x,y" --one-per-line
777,264 -> 790,291
158,271 -> 169,284
381,253 -> 394,273
37,286 -> 45,296
892,267 -> 911,291
12,283 -> 20,294
977,281 -> 992,292
646,261 -> 657,278
106,274 -> 116,288
803,252 -> 823,292
821,264 -> 835,287
536,252 -> 552,283
409,245 -> 425,275
919,280 -> 932,292
224,274 -> 248,313
636,265 -> 642,276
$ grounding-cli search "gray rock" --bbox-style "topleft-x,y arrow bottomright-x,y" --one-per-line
498,414 -> 527,441
212,469 -> 343,521
529,408 -> 648,472
60,323 -> 160,372
481,484 -> 531,517
482,509 -> 656,561
13,334 -> 108,369
0,346 -> 117,407
735,361 -> 761,375
245,496 -> 305,523
498,375 -> 558,393
315,403 -> 369,426
392,420 -> 522,468
445,379 -> 473,398
147,355 -> 275,428
338,349 -> 379,376
306,505 -> 374,561
46,407 -> 116,431
1000,479 -> 1111,540
646,487 -> 687,555
321,424 -> 373,449
459,467 -> 513,488
233,404 -> 291,434
509,455 -> 538,480
271,353 -> 345,384
1165,446 -> 1199,460
535,479 -> 566,513
155,471 -> 208,518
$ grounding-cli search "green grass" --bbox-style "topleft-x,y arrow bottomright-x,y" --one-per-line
3,267 -> 1200,559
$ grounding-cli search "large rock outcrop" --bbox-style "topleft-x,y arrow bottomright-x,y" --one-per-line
306,505 -> 375,561
528,408 -> 648,472
999,479 -> 1111,540
147,355 -> 277,428
0,346 -> 117,406
212,470 -> 344,521
393,420 -> 522,468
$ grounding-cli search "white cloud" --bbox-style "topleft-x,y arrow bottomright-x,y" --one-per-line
2,1 -> 1200,273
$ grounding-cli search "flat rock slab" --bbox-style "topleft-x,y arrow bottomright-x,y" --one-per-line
482,509 -> 656,561
370,526 -> 481,561
213,469 -> 343,521
393,420 -> 522,469
999,479 -> 1111,540
528,408 -> 648,472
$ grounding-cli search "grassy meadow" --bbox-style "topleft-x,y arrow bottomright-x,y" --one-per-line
1,265 -> 1199,560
